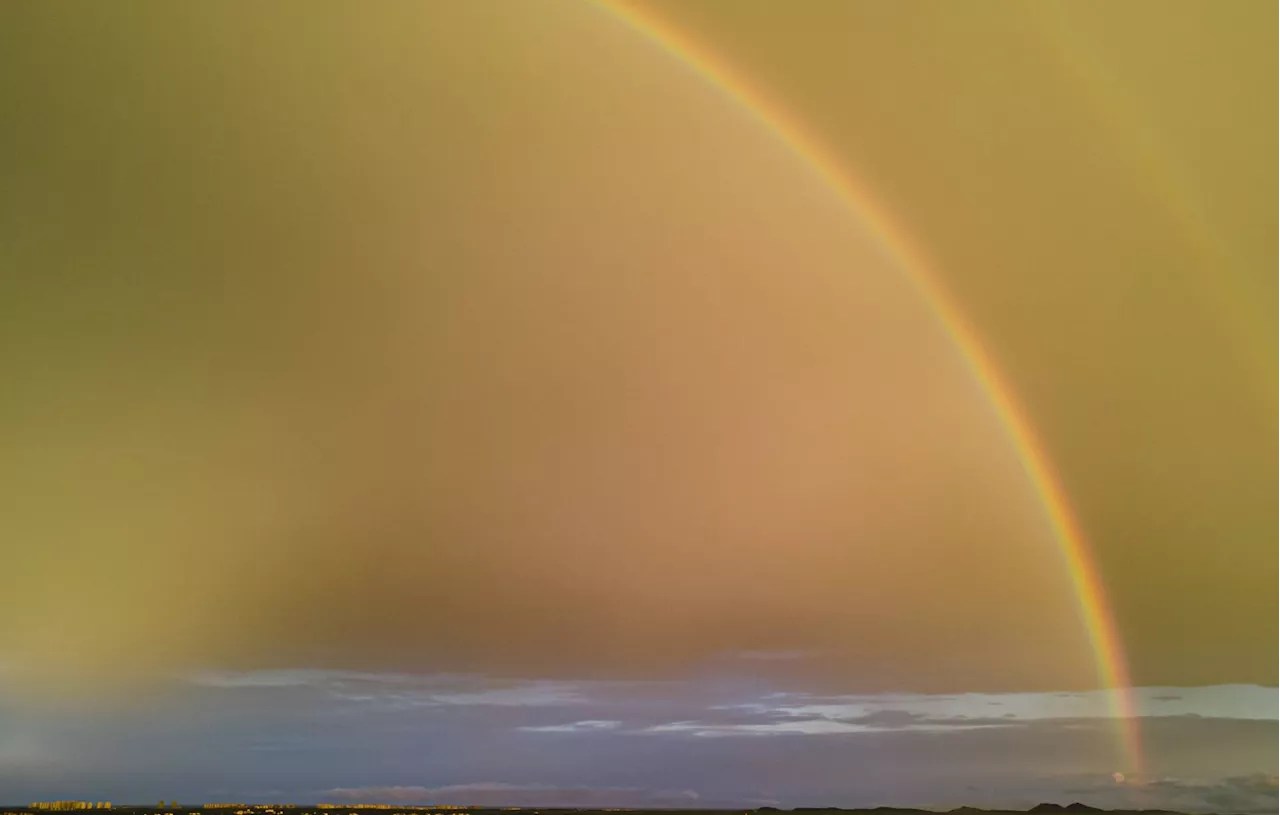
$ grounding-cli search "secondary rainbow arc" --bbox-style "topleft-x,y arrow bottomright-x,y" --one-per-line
593,0 -> 1143,776
1021,4 -> 1274,404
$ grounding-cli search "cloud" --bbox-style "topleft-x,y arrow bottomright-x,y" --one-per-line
189,671 -> 591,707
737,685 -> 1279,725
517,720 -> 622,733
1138,774 -> 1278,813
644,718 -> 877,737
318,783 -> 701,807
639,708 -> 1017,738
179,674 -> 1280,741
5,671 -> 1275,807
1066,773 -> 1279,814
428,683 -> 587,707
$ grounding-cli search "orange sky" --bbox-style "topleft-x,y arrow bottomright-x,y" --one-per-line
0,1 -> 1273,701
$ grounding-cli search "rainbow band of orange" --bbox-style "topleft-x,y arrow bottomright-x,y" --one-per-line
593,0 -> 1143,775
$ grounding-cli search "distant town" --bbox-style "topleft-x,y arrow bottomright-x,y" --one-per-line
16,803 -> 476,808
12,804 -> 662,813
13,803 -> 678,814
18,807 -> 476,814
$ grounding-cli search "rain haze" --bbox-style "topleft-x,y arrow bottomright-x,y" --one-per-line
0,2 -> 1274,812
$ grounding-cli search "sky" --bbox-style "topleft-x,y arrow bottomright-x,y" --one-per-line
0,1 -> 1274,810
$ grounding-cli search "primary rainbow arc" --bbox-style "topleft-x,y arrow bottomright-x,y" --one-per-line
593,0 -> 1143,776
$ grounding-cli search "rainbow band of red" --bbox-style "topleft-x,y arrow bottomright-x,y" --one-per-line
593,0 -> 1143,776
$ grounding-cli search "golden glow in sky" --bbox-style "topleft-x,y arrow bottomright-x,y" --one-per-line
0,1 -> 1274,808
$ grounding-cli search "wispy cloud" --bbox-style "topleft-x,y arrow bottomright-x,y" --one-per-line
188,671 -> 590,707
643,718 -> 876,737
428,682 -> 588,707
518,719 -> 622,733
639,709 -> 1014,738
1066,773 -> 1280,814
713,685 -> 1278,726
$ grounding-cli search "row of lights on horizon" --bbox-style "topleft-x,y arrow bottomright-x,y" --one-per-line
25,805 -> 400,811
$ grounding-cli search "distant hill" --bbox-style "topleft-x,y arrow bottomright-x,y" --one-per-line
776,807 -> 1182,815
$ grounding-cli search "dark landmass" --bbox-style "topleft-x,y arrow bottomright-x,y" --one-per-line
0,805 -> 1228,815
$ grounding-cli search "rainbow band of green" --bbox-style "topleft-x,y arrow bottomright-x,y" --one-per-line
593,0 -> 1143,775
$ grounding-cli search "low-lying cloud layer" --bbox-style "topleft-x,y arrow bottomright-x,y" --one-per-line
2,670 -> 1274,809
1070,774 -> 1279,815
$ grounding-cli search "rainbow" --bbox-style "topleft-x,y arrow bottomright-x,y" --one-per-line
592,0 -> 1143,776
1023,4 -> 1273,400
